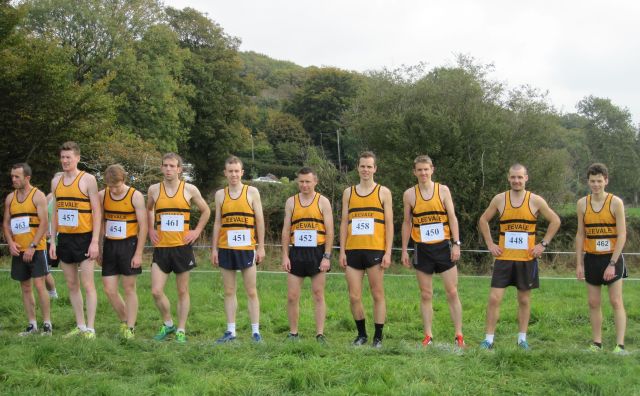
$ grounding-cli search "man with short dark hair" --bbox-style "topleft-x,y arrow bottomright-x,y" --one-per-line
281,167 -> 334,343
575,163 -> 628,354
478,163 -> 560,350
3,163 -> 52,335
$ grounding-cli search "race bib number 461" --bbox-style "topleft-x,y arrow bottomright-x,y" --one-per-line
160,214 -> 184,232
505,232 -> 528,250
351,218 -> 374,235
58,209 -> 78,227
10,216 -> 30,235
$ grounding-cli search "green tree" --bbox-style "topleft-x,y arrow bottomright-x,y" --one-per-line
264,111 -> 310,165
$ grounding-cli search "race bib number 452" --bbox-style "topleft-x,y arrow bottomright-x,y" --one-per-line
294,230 -> 318,247
351,218 -> 374,235
505,231 -> 528,250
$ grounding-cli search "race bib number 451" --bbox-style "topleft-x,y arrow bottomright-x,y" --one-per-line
505,232 -> 528,250
351,218 -> 374,235
58,209 -> 78,227
160,214 -> 184,232
228,230 -> 251,247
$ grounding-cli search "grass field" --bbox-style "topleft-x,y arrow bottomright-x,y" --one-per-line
0,251 -> 639,395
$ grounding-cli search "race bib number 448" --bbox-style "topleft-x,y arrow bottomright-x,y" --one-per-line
505,232 -> 528,250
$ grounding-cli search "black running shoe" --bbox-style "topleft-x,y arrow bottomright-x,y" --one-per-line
352,335 -> 368,346
372,337 -> 383,348
41,323 -> 52,336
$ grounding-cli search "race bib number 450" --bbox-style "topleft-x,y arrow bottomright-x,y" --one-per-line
160,214 -> 184,232
58,209 -> 78,227
420,223 -> 444,243
10,216 -> 30,235
505,232 -> 528,250
351,218 -> 374,235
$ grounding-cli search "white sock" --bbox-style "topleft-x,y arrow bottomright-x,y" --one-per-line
78,324 -> 87,331
44,321 -> 52,327
227,323 -> 236,336
86,327 -> 95,333
29,320 -> 37,329
177,328 -> 185,333
48,289 -> 58,296
164,320 -> 174,327
518,333 -> 527,343
485,334 -> 494,343
251,323 -> 260,334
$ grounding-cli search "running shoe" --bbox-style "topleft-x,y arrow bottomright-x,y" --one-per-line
454,334 -> 465,348
83,330 -> 96,340
153,324 -> 177,341
286,333 -> 300,342
316,334 -> 327,345
215,331 -> 237,344
517,340 -> 530,351
479,340 -> 494,350
352,335 -> 368,346
588,343 -> 602,352
18,324 -> 37,336
123,328 -> 135,340
63,327 -> 83,338
48,290 -> 59,299
372,337 -> 383,348
252,332 -> 263,343
613,345 -> 628,355
175,330 -> 187,343
41,323 -> 52,336
421,335 -> 433,347
119,322 -> 128,338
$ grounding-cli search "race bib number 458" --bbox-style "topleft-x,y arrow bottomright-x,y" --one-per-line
351,218 -> 374,235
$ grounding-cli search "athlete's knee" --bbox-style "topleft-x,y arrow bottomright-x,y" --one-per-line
487,292 -> 502,307
312,288 -> 324,304
609,295 -> 624,311
420,288 -> 433,303
349,292 -> 362,306
245,287 -> 258,301
20,281 -> 33,294
151,285 -> 165,300
371,288 -> 385,304
517,294 -> 530,308
445,286 -> 459,302
588,296 -> 600,310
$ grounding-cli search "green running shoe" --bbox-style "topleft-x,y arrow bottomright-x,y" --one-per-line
175,330 -> 187,343
153,324 -> 177,341
588,343 -> 602,352
613,345 -> 628,355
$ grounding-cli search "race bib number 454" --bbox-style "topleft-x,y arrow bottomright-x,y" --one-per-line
351,218 -> 374,235
505,232 -> 528,250
106,220 -> 127,239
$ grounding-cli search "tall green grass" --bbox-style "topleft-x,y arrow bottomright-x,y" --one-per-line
0,255 -> 638,395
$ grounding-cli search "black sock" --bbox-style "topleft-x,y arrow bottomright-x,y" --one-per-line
289,332 -> 298,336
374,323 -> 384,339
617,344 -> 624,350
594,342 -> 602,348
355,319 -> 366,337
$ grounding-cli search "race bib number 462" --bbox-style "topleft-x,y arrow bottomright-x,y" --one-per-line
10,216 -> 30,235
351,218 -> 374,235
595,239 -> 611,252
58,209 -> 78,227
505,231 -> 528,250
160,214 -> 184,232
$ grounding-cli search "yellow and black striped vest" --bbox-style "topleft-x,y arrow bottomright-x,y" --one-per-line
411,183 -> 451,244
55,171 -> 93,234
583,193 -> 617,255
290,192 -> 326,246
346,184 -> 386,251
9,187 -> 46,251
498,191 -> 537,261
218,185 -> 256,250
104,187 -> 138,240
154,181 -> 190,247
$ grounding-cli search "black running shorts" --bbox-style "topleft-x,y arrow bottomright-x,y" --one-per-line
102,237 -> 142,276
346,249 -> 384,270
11,250 -> 48,281
289,245 -> 326,278
152,245 -> 196,274
491,259 -> 539,290
57,232 -> 93,264
413,240 -> 455,275
584,253 -> 627,286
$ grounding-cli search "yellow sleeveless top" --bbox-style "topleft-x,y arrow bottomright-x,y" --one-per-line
290,192 -> 326,246
497,191 -> 537,261
218,185 -> 256,250
583,194 -> 617,254
346,184 -> 386,251
411,183 -> 451,244
55,171 -> 93,234
154,181 -> 190,247
10,187 -> 46,251
103,187 -> 138,240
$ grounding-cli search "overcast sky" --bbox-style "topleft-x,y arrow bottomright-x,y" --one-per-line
165,0 -> 640,123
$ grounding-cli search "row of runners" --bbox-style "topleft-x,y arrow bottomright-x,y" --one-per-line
3,142 -> 628,352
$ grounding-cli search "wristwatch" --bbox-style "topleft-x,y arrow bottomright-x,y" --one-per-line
540,240 -> 549,248
29,242 -> 37,249
452,240 -> 461,246
608,259 -> 617,267
322,253 -> 332,260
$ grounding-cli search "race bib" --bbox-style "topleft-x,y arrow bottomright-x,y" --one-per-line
10,216 -> 30,235
160,214 -> 184,232
505,232 -> 528,250
294,230 -> 318,247
420,223 -> 445,243
58,209 -> 78,227
106,220 -> 127,239
351,218 -> 374,235
228,229 -> 251,247
595,239 -> 611,252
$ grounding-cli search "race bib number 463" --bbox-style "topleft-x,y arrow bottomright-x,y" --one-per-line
294,230 -> 318,247
160,214 -> 184,232
58,209 -> 78,227
10,216 -> 30,235
420,223 -> 444,243
505,232 -> 528,250
351,218 -> 374,235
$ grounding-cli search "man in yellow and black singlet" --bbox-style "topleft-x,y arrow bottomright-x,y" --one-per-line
401,155 -> 464,348
3,163 -> 52,336
281,167 -> 334,343
339,151 -> 393,348
211,156 -> 266,343
478,163 -> 560,350
147,153 -> 210,343
575,163 -> 628,354
50,141 -> 101,339
99,164 -> 147,340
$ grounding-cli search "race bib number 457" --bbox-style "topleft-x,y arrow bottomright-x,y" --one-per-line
58,209 -> 78,227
